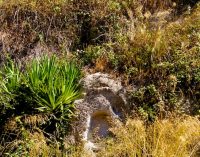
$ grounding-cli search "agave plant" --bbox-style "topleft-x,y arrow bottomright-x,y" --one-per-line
0,60 -> 23,117
26,56 -> 81,114
0,60 -> 21,95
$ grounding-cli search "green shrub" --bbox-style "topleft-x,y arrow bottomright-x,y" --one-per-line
0,60 -> 21,122
130,84 -> 162,121
0,60 -> 21,93
26,56 -> 81,114
0,56 -> 81,115
0,56 -> 82,145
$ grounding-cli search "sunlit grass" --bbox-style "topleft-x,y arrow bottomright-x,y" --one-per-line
3,116 -> 199,157
96,116 -> 200,157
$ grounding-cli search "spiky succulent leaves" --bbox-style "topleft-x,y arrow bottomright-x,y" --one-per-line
0,60 -> 21,95
0,60 -> 23,119
0,60 -> 21,109
26,56 -> 81,114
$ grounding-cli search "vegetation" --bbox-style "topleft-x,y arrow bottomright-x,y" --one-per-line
0,0 -> 199,156
2,116 -> 198,157
26,56 -> 81,113
97,116 -> 200,157
0,56 -> 81,156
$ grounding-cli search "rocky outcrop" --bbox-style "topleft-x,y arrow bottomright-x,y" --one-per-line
73,73 -> 127,152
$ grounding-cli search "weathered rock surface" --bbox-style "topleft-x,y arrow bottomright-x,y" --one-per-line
73,73 -> 127,151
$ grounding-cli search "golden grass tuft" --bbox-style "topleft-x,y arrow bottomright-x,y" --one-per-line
2,116 -> 199,157
96,116 -> 200,157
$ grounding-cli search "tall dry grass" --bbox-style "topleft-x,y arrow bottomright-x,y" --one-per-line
96,116 -> 200,157
1,116 -> 199,156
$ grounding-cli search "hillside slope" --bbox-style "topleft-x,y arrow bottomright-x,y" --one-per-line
0,0 -> 200,156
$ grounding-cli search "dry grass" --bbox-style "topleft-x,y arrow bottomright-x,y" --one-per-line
1,116 -> 199,156
0,0 -> 196,58
102,2 -> 200,90
21,117 -> 200,157
0,1 -> 200,156
96,116 -> 200,157
1,128 -> 63,157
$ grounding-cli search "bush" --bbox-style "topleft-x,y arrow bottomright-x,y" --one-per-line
130,84 -> 162,121
0,60 -> 21,122
0,55 -> 81,115
0,56 -> 82,154
26,55 -> 81,114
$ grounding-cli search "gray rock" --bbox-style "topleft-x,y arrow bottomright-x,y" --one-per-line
72,73 -> 127,152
